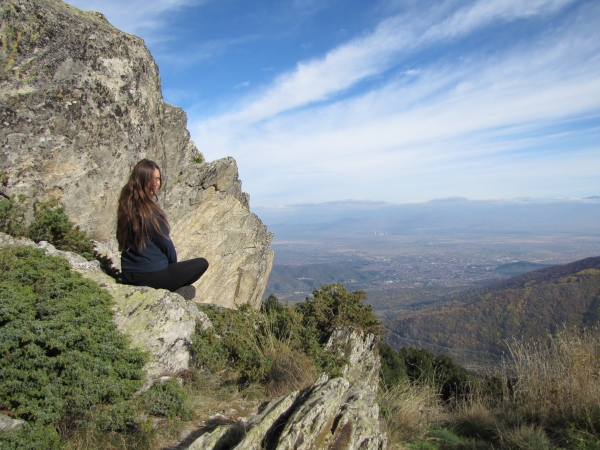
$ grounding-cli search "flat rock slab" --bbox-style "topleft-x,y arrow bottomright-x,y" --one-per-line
0,414 -> 25,432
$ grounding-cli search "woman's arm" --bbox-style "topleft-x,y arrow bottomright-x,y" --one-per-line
152,220 -> 177,264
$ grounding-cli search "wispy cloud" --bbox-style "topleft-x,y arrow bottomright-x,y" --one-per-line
190,0 -> 600,205
195,0 -> 577,128
65,0 -> 600,205
156,36 -> 257,65
66,0 -> 203,36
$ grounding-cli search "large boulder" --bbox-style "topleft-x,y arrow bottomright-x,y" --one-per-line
0,0 -> 273,309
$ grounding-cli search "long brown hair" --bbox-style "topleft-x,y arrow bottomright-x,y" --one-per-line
117,159 -> 170,251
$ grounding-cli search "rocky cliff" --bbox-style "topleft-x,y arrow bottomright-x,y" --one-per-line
0,0 -> 273,308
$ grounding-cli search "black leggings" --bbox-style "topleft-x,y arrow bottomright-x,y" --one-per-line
121,258 -> 209,292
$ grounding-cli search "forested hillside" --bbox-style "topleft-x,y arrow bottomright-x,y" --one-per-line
385,256 -> 600,365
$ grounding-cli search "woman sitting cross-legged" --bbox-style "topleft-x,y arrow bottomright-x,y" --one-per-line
117,159 -> 208,297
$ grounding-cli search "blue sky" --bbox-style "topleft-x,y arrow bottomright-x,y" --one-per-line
66,0 -> 600,207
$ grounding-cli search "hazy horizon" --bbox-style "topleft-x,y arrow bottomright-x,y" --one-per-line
254,196 -> 600,232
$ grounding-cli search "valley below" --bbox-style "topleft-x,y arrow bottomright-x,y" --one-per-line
265,231 -> 600,320
259,198 -> 600,369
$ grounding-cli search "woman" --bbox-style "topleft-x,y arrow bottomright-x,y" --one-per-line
117,159 -> 208,294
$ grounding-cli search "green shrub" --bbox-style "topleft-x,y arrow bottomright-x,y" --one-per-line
499,425 -> 552,450
93,401 -> 145,432
27,200 -> 95,260
379,342 -> 408,389
191,155 -> 204,164
398,347 -> 472,401
141,378 -> 193,420
191,294 -> 351,389
0,195 -> 27,237
0,422 -> 61,450
427,428 -> 462,444
295,283 -> 381,342
0,246 -> 147,447
192,305 -> 267,382
0,197 -> 96,260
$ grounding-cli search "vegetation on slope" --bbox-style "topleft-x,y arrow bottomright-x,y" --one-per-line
0,193 -> 384,448
7,190 -> 596,449
378,326 -> 600,449
0,246 -> 150,449
380,344 -> 472,401
385,257 -> 600,364
0,203 -> 196,448
0,195 -> 95,259
192,283 -> 381,394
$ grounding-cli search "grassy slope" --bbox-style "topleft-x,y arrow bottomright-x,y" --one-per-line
384,256 -> 600,365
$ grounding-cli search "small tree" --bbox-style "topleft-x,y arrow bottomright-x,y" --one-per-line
295,283 -> 381,342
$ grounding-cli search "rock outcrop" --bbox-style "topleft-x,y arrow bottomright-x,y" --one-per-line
0,414 -> 25,432
0,232 -> 210,378
0,0 -> 273,309
185,328 -> 388,450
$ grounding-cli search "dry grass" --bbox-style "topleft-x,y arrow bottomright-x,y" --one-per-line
62,421 -> 155,450
504,325 -> 600,426
256,313 -> 318,397
498,424 -> 552,450
379,379 -> 444,447
263,342 -> 317,396
148,369 -> 269,449
451,396 -> 498,442
434,326 -> 600,448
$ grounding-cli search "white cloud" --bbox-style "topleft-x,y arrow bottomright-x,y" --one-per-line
194,0 -> 577,129
191,0 -> 600,205
423,0 -> 574,41
65,0 -> 203,36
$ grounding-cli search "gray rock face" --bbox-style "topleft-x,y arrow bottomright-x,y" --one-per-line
0,0 -> 273,308
186,328 -> 388,450
0,414 -> 25,432
0,233 -> 210,378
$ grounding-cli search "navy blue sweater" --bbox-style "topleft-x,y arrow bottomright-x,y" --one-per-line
121,220 -> 177,273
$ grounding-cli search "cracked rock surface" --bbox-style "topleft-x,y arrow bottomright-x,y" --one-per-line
0,0 -> 273,309
184,328 -> 388,450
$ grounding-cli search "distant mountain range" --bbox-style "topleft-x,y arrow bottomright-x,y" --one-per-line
256,198 -> 600,240
384,256 -> 600,366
